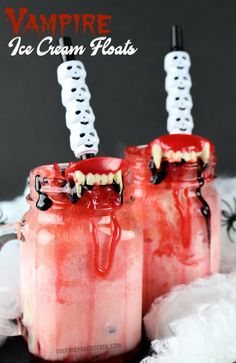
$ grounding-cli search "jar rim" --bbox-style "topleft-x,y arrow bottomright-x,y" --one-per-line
124,144 -> 216,183
29,157 -> 132,195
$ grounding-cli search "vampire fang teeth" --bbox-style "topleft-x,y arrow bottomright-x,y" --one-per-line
76,184 -> 82,198
182,152 -> 191,162
175,151 -> 183,162
86,173 -> 95,185
101,174 -> 108,185
199,142 -> 210,164
76,99 -> 85,102
74,170 -> 86,185
189,151 -> 197,162
73,170 -> 123,198
151,142 -> 211,168
85,144 -> 93,148
113,170 -> 123,190
152,144 -> 163,169
72,77 -> 80,80
107,173 -> 114,184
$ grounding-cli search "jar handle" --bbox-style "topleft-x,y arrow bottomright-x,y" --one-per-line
0,223 -> 22,337
0,223 -> 20,248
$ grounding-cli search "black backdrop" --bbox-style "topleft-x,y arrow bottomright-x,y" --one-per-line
0,1 -> 236,361
0,0 -> 235,200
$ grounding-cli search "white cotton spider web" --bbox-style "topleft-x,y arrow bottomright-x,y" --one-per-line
142,272 -> 236,363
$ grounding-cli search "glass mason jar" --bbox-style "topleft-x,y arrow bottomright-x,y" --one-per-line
124,135 -> 221,314
0,157 -> 143,362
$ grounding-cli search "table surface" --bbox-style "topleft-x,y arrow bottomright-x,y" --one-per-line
0,337 -> 149,363
2,337 -> 234,363
0,337 -> 32,363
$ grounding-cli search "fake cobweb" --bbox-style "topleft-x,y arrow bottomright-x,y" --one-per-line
142,272 -> 236,363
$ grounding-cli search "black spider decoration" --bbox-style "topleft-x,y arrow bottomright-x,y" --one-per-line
221,198 -> 236,243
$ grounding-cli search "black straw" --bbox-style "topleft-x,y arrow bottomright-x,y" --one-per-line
58,36 -> 75,62
80,154 -> 94,160
171,25 -> 184,51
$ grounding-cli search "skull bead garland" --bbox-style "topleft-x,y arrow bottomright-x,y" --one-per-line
57,38 -> 99,158
164,26 -> 194,135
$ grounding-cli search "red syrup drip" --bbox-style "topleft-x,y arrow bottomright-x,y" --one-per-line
149,160 -> 211,263
53,163 -> 63,177
91,214 -> 121,278
55,244 -> 66,305
152,200 -> 176,258
184,188 -> 192,244
173,188 -> 192,249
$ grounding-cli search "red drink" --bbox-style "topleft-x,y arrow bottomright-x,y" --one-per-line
125,135 -> 221,314
18,157 -> 143,362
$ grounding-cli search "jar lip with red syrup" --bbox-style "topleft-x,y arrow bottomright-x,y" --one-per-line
124,134 -> 217,187
28,157 -> 133,211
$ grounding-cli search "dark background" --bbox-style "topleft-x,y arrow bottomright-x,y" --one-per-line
0,0 -> 235,201
0,1 -> 235,360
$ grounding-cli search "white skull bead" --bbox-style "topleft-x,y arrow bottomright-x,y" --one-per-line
165,72 -> 192,92
65,100 -> 95,129
61,79 -> 91,107
167,112 -> 194,134
166,94 -> 193,113
57,60 -> 86,85
164,51 -> 191,72
70,123 -> 99,157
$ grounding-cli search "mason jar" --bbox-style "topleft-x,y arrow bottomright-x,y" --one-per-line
124,135 -> 221,314
0,157 -> 143,362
